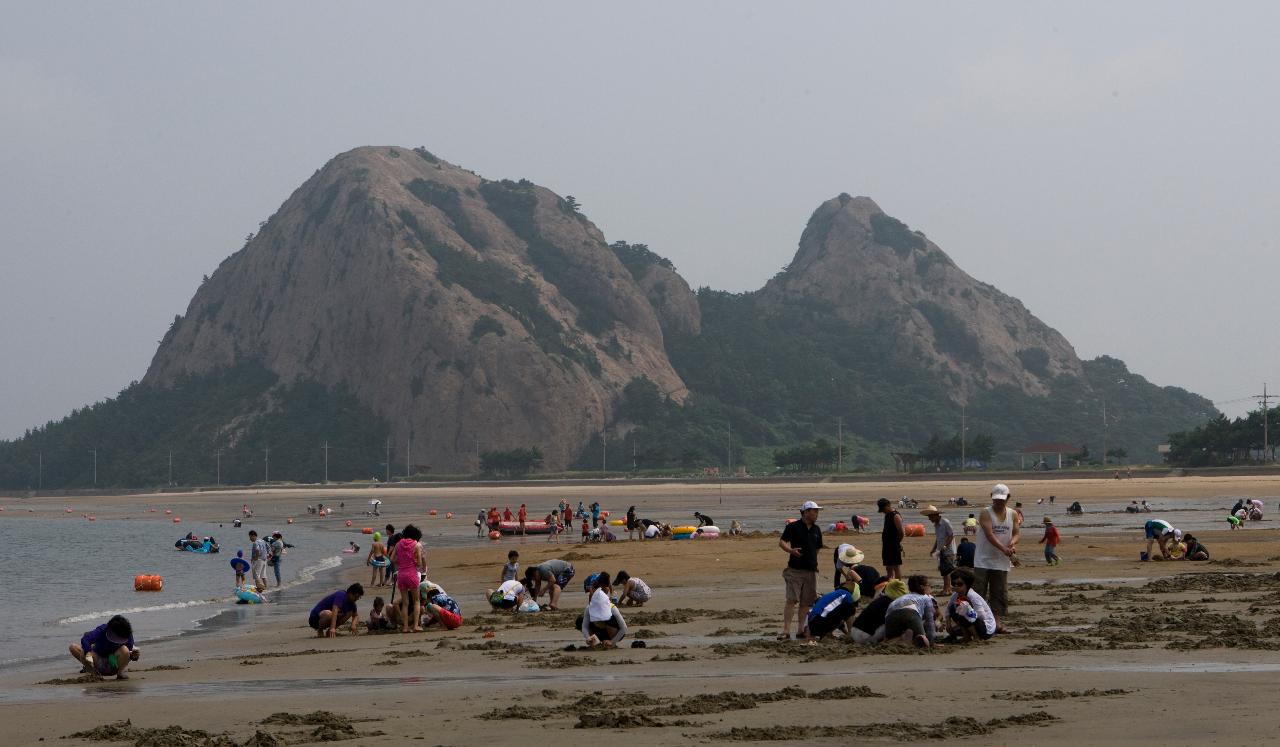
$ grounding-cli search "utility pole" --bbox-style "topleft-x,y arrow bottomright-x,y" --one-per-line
215,449 -> 222,486
37,450 -> 42,492
322,441 -> 330,483
168,450 -> 173,486
1101,395 -> 1108,468
1256,384 -> 1271,463
837,416 -> 843,473
474,438 -> 480,475
384,437 -> 391,482
727,420 -> 732,475
90,449 -> 97,487
264,446 -> 270,484
601,428 -> 607,475
406,429 -> 412,479
960,406 -> 966,473
632,433 -> 637,471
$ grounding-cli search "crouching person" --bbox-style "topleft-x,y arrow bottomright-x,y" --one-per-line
882,575 -> 941,649
945,568 -> 997,642
70,615 -> 139,680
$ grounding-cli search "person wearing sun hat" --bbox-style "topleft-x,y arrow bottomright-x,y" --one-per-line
974,483 -> 1018,631
1039,516 -> 1061,565
920,505 -> 956,595
779,500 -> 824,640
832,542 -> 866,591
70,614 -> 139,680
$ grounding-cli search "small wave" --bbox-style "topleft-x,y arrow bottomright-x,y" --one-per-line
56,599 -> 218,626
53,555 -> 344,627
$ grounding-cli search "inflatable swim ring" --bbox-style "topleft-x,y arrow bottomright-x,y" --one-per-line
229,557 -> 250,574
608,519 -> 626,526
370,557 -> 389,567
697,525 -> 721,534
236,586 -> 265,604
672,532 -> 693,540
672,525 -> 698,535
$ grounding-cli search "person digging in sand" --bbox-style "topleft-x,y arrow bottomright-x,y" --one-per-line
308,583 -> 363,638
70,615 -> 139,680
524,558 -> 575,610
944,568 -> 996,642
578,572 -> 629,648
882,575 -> 940,649
1143,519 -> 1182,560
804,576 -> 861,643
613,571 -> 653,606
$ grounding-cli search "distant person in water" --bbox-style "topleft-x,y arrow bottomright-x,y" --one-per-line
70,615 -> 139,680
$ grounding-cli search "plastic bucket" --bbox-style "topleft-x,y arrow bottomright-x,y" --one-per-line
1140,551 -> 1149,561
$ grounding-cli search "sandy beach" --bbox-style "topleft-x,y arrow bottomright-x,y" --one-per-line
6,474 -> 1280,746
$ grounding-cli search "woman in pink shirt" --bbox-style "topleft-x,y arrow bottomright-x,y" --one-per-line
394,525 -> 425,633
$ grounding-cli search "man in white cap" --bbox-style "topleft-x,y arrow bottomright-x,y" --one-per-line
778,500 -> 824,640
973,483 -> 1018,632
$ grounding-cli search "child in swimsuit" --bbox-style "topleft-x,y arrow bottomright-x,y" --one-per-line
367,532 -> 388,587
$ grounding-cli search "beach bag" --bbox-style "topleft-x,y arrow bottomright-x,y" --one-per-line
517,598 -> 541,613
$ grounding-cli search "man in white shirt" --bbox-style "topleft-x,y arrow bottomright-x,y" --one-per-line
973,484 -> 1018,632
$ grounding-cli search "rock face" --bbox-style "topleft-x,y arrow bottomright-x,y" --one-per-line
144,146 -> 686,471
759,194 -> 1083,399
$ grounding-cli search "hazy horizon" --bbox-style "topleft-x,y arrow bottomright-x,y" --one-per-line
4,2 -> 1279,439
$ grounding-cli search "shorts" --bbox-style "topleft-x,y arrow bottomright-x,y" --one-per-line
807,614 -> 843,638
948,610 -> 995,640
783,567 -> 818,606
251,559 -> 267,577
882,543 -> 903,568
430,607 -> 463,629
307,613 -> 322,630
883,608 -> 925,640
627,588 -> 651,604
938,550 -> 956,577
396,570 -> 420,592
554,565 -> 575,588
972,567 -> 1009,616
1144,521 -> 1161,539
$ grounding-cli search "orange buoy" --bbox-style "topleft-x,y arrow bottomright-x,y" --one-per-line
429,509 -> 438,516
164,509 -> 172,515
88,516 -> 96,521
134,574 -> 164,592
361,527 -> 372,534
65,508 -> 73,513
148,508 -> 156,513
601,510 -> 610,518
904,523 -> 926,537
488,530 -> 501,540
172,517 -> 182,523
345,520 -> 353,527
445,512 -> 454,519
287,517 -> 294,524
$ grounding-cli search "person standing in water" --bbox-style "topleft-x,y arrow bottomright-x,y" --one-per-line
974,483 -> 1018,632
367,532 -> 388,587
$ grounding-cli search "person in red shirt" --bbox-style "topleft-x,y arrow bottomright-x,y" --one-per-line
503,506 -> 514,522
1039,517 -> 1060,566
581,518 -> 589,542
518,504 -> 528,535
487,507 -> 500,531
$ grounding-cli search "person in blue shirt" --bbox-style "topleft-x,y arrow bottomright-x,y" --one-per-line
309,583 -> 364,638
804,581 -> 860,642
70,615 -> 138,679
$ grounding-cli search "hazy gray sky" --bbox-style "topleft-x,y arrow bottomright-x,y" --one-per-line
3,2 -> 1277,438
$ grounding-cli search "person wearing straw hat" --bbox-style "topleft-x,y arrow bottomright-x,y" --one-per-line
779,500 -> 824,640
974,483 -> 1019,632
832,543 -> 865,591
1038,516 -> 1061,565
920,505 -> 956,595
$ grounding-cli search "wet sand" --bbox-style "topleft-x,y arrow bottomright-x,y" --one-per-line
6,474 -> 1280,746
